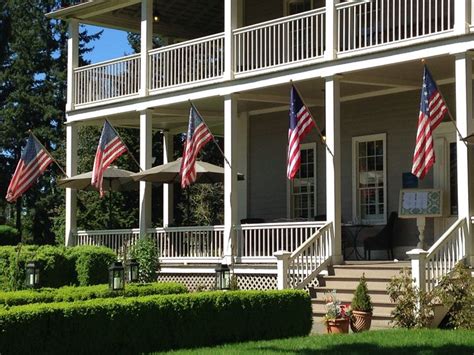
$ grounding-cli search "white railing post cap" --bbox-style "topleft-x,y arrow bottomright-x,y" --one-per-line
274,250 -> 292,259
406,248 -> 429,259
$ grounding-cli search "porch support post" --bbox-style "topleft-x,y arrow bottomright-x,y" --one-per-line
325,75 -> 343,264
65,123 -> 78,246
163,131 -> 174,227
66,19 -> 78,112
325,0 -> 338,60
454,0 -> 469,34
139,110 -> 153,236
455,52 -> 474,265
407,249 -> 428,292
140,0 -> 152,96
237,111 -> 248,221
224,0 -> 237,80
274,251 -> 291,290
223,94 -> 238,264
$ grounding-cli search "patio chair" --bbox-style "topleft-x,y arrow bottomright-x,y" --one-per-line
363,212 -> 398,260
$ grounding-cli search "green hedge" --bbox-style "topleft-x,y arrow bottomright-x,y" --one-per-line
0,290 -> 312,354
0,245 -> 116,291
0,226 -> 20,246
0,282 -> 187,307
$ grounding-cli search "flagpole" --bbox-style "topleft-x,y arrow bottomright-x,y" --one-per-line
105,119 -> 144,171
290,81 -> 334,157
188,100 -> 233,169
28,131 -> 68,177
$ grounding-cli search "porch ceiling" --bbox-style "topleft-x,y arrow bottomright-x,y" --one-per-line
48,0 -> 223,40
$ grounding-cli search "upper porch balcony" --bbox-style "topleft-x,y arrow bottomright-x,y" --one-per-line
49,0 -> 474,111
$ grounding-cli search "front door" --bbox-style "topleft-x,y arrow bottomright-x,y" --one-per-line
433,122 -> 458,239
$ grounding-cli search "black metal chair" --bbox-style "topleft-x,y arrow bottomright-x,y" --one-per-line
363,212 -> 398,260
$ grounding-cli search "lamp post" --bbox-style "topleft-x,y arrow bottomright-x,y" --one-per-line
25,261 -> 40,289
125,259 -> 139,283
109,261 -> 125,291
215,264 -> 231,290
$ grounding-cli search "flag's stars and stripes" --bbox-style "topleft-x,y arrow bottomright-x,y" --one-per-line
287,85 -> 316,180
6,134 -> 54,202
180,106 -> 213,188
91,121 -> 128,197
411,66 -> 448,179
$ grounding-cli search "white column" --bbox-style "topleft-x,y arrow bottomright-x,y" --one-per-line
224,0 -> 237,80
237,112 -> 248,221
455,52 -> 474,265
163,131 -> 174,227
325,75 -> 343,264
454,0 -> 469,34
223,94 -> 238,264
274,251 -> 291,290
140,0 -> 153,96
65,123 -> 78,246
407,249 -> 429,292
66,19 -> 78,112
139,110 -> 153,236
325,0 -> 338,60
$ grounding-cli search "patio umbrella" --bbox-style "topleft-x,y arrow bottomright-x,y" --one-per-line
131,158 -> 226,184
57,166 -> 138,227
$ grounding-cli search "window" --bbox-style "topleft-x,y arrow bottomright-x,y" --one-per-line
352,134 -> 387,224
289,143 -> 317,219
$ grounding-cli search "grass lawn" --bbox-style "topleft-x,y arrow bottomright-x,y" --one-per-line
158,329 -> 474,355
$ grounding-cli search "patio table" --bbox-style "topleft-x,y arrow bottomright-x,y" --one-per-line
341,223 -> 374,260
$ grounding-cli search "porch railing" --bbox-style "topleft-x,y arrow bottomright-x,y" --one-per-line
148,225 -> 224,260
238,221 -> 326,261
337,0 -> 454,53
148,33 -> 225,91
233,8 -> 326,74
74,54 -> 140,105
76,228 -> 140,255
424,217 -> 468,292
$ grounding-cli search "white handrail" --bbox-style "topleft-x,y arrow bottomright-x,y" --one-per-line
424,217 -> 468,292
286,222 -> 334,289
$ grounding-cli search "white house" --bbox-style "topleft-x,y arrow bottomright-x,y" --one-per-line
48,0 -> 473,305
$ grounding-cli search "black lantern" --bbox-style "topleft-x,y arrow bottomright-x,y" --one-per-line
125,259 -> 139,283
215,264 -> 231,290
108,261 -> 125,291
26,261 -> 40,288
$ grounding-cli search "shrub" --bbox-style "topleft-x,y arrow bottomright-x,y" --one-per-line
0,282 -> 187,307
0,245 -> 38,291
131,236 -> 159,283
67,246 -> 117,286
0,290 -> 311,354
351,274 -> 373,313
33,245 -> 75,288
436,263 -> 474,330
387,268 -> 434,328
0,226 -> 20,246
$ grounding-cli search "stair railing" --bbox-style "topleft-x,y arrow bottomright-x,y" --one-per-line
275,221 -> 334,289
407,217 -> 468,293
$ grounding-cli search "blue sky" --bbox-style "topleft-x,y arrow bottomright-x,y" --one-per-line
83,25 -> 133,64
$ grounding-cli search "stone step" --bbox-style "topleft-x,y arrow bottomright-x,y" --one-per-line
310,287 -> 392,303
318,276 -> 392,291
330,263 -> 409,278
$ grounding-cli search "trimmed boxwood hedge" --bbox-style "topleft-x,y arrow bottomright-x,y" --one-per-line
0,290 -> 312,354
0,245 -> 116,290
0,282 -> 187,307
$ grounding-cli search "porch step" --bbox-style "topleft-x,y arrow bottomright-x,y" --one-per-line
310,261 -> 408,330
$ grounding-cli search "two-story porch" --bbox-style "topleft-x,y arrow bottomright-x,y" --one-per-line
50,0 -> 474,294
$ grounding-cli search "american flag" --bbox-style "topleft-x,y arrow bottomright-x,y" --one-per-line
180,105 -> 213,188
6,134 -> 53,203
91,120 -> 128,197
287,85 -> 316,179
411,65 -> 448,179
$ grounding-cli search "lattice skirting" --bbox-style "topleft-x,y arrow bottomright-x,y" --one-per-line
157,273 -> 277,291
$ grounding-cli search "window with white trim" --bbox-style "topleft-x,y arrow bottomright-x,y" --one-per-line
352,134 -> 387,224
290,143 -> 317,219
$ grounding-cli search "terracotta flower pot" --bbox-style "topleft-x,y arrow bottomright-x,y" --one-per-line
326,318 -> 350,334
350,310 -> 372,332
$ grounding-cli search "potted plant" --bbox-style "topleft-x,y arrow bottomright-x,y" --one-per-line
323,290 -> 351,334
350,274 -> 373,332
